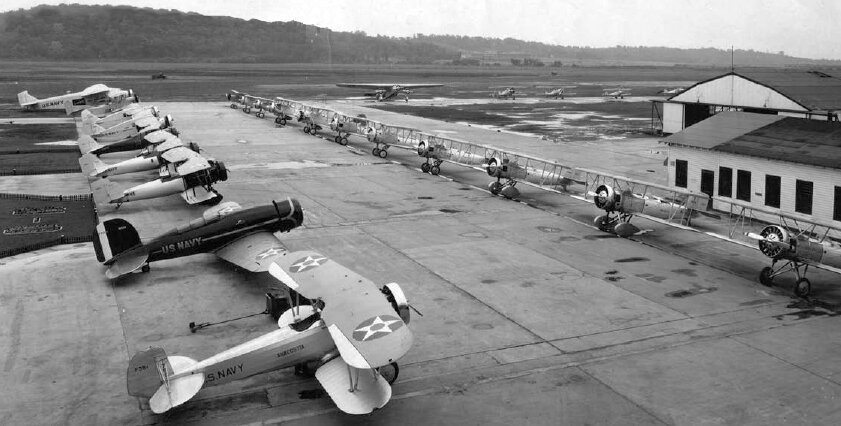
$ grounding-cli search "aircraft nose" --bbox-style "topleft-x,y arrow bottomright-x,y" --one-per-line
273,198 -> 305,230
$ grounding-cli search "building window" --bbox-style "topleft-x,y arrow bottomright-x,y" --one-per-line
675,160 -> 688,188
719,167 -> 732,197
834,186 -> 841,221
795,180 -> 813,215
736,170 -> 751,202
765,175 -> 781,208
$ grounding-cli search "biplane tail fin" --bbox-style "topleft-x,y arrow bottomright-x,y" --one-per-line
17,91 -> 38,107
90,178 -> 120,205
127,348 -> 203,414
78,153 -> 108,177
77,135 -> 104,154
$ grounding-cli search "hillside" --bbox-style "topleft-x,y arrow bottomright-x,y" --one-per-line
0,4 -> 838,67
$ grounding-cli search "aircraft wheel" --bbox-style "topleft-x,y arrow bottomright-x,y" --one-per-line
373,148 -> 380,156
488,181 -> 502,195
378,149 -> 388,159
309,127 -> 318,135
275,116 -> 282,124
230,104 -> 237,109
141,264 -> 150,273
334,136 -> 341,143
431,165 -> 440,175
340,137 -> 348,146
243,107 -> 250,113
303,126 -> 310,133
257,112 -> 265,118
794,278 -> 811,298
758,267 -> 774,286
594,215 -> 611,232
421,163 -> 431,173
377,362 -> 399,385
280,118 -> 287,126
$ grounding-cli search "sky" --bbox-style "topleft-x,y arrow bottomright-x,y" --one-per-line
3,0 -> 840,60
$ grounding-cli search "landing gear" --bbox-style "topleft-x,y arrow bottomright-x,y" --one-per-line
757,259 -> 813,297
340,137 -> 348,146
421,158 -> 443,175
230,104 -> 238,109
488,181 -> 502,195
488,177 -> 518,198
256,111 -> 265,118
377,362 -> 400,384
334,136 -> 341,143
243,106 -> 251,114
303,126 -> 310,133
421,163 -> 430,173
373,146 -> 388,158
309,127 -> 318,135
141,264 -> 150,273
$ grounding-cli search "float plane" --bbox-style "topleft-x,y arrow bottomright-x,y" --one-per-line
128,249 -> 413,415
336,83 -> 443,102
93,199 -> 302,279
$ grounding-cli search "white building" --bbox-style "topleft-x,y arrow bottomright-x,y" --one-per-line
661,111 -> 841,224
653,70 -> 841,135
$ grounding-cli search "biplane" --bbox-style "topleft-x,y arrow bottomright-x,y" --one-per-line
490,87 -> 518,100
88,111 -> 169,143
93,199 -> 303,279
715,197 -> 841,297
90,157 -> 228,208
128,251 -> 414,415
336,83 -> 443,102
78,125 -> 180,157
82,105 -> 159,132
79,134 -> 202,179
359,120 -> 421,159
225,90 -> 248,109
240,94 -> 270,118
542,86 -> 576,99
299,105 -> 335,137
270,97 -> 305,126
602,88 -> 631,99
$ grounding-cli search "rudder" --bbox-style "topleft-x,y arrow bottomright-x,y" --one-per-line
93,218 -> 141,262
17,90 -> 38,107
127,347 -> 170,398
78,153 -> 107,177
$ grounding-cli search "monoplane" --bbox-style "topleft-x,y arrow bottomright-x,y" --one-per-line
127,250 -> 413,415
94,199 -> 302,279
17,84 -> 137,114
603,88 -> 631,99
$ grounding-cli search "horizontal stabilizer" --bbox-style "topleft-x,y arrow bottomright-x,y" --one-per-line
315,357 -> 391,415
77,136 -> 103,154
90,178 -> 120,204
149,355 -> 203,414
78,153 -> 106,177
106,250 -> 149,279
181,186 -> 218,205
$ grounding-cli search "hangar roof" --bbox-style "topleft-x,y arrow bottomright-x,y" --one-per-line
667,70 -> 841,112
662,111 -> 841,170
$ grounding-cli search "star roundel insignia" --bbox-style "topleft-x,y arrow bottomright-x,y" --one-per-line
289,255 -> 328,273
255,246 -> 286,261
352,315 -> 403,342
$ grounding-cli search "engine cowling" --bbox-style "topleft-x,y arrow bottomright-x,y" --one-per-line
365,127 -> 378,142
151,106 -> 160,118
594,184 -> 619,211
484,157 -> 508,178
758,225 -> 790,258
163,114 -> 174,129
417,141 -> 429,156
381,283 -> 410,324
226,92 -> 232,101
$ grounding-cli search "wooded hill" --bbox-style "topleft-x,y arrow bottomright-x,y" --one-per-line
0,4 -> 837,67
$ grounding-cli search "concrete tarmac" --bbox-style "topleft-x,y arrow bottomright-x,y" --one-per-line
1,102 -> 839,425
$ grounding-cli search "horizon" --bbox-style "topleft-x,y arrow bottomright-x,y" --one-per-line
2,0 -> 839,61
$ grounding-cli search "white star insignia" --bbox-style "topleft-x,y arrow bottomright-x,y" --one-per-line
255,247 -> 285,261
353,316 -> 401,341
290,255 -> 328,273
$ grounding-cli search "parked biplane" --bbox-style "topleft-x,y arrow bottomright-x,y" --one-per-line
225,90 -> 248,109
602,88 -> 631,99
79,124 -> 180,157
716,197 -> 841,297
128,251 -> 413,415
94,199 -> 302,279
490,87 -> 519,100
270,97 -> 305,126
91,157 -> 228,208
416,133 -> 500,176
79,136 -> 202,179
82,105 -> 159,132
359,120 -> 421,159
88,111 -> 169,143
336,83 -> 443,102
542,86 -> 576,99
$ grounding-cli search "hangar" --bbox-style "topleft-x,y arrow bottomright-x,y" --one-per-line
653,70 -> 841,135
661,111 -> 841,224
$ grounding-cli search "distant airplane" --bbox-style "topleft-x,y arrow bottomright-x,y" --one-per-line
336,83 -> 444,102
82,105 -> 159,133
88,112 -> 170,143
490,87 -> 518,100
602,88 -> 631,99
90,158 -> 228,208
17,84 -> 137,114
225,90 -> 248,109
659,87 -> 684,96
542,86 -> 576,99
93,199 -> 303,279
128,250 -> 414,415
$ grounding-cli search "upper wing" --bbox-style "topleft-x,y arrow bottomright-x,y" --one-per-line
161,146 -> 200,163
81,84 -> 111,96
213,231 -> 288,272
397,84 -> 444,89
336,83 -> 442,89
268,250 -> 413,368
145,130 -> 178,145
154,137 -> 186,153
174,157 -> 209,176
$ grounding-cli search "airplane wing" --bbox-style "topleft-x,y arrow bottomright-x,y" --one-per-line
268,251 -> 413,368
181,186 -> 218,205
336,83 -> 443,89
161,146 -> 200,163
154,137 -> 186,153
145,130 -> 177,145
81,84 -> 111,96
174,157 -> 209,176
315,336 -> 391,414
213,231 -> 288,272
133,115 -> 161,129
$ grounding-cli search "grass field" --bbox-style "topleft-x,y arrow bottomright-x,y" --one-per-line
0,194 -> 96,258
0,122 -> 80,174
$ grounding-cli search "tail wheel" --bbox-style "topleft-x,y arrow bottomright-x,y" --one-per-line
489,181 -> 502,195
421,163 -> 431,173
377,362 -> 399,385
340,137 -> 348,146
378,149 -> 388,159
794,278 -> 811,297
373,148 -> 380,156
431,165 -> 440,175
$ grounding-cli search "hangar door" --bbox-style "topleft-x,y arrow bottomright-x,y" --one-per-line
684,104 -> 712,128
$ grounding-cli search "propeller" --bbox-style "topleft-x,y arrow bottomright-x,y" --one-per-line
749,225 -> 790,258
593,184 -> 618,211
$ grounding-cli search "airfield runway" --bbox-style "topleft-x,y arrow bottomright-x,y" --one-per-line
1,102 -> 840,425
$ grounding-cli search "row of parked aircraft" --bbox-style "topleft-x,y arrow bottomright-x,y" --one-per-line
488,86 -> 683,100
229,87 -> 840,298
21,84 -> 418,415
